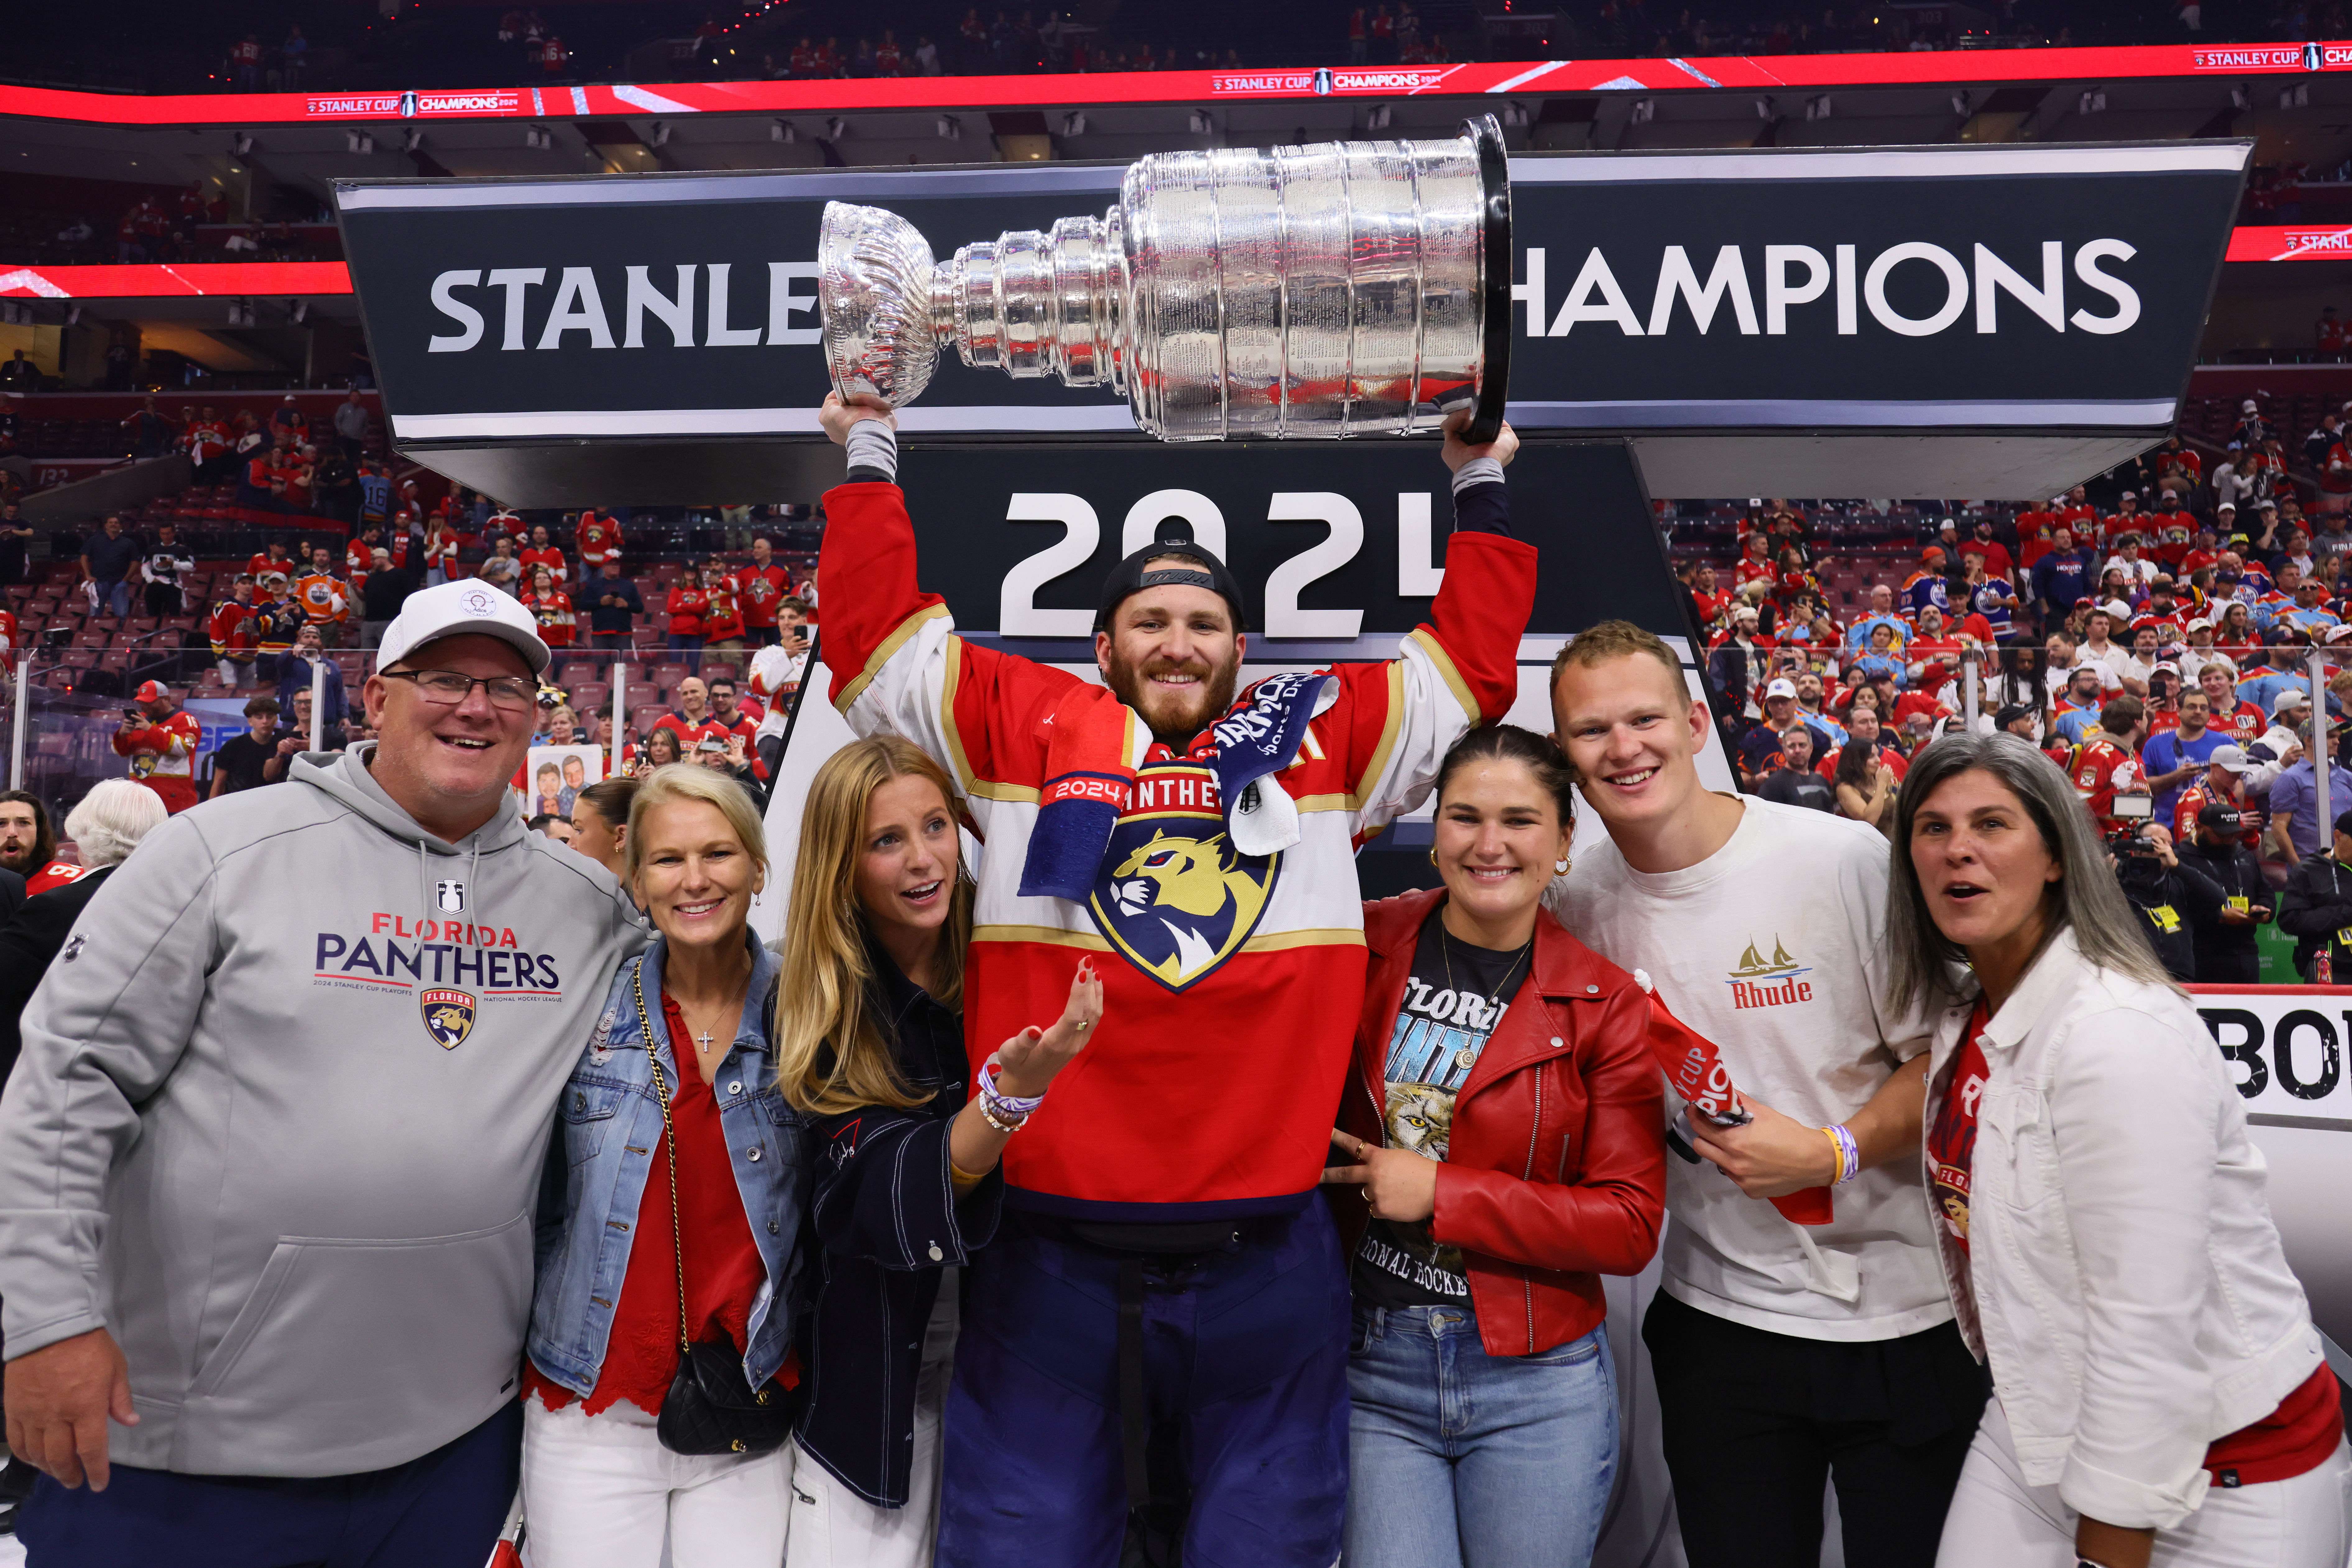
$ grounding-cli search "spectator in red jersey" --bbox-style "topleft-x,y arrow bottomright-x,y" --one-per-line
699,559 -> 745,659
520,524 -> 566,585
2143,664 -> 2184,734
1688,563 -> 1732,633
209,575 -> 260,688
2071,696 -> 2151,833
1962,517 -> 2012,581
702,674 -> 758,746
2199,662 -> 2266,745
521,565 -> 575,650
0,791 -> 58,888
665,565 -> 710,668
733,537 -> 792,647
421,515 -> 460,588
111,681 -> 204,816
575,509 -> 623,573
247,540 -> 295,593
2151,431 -> 2204,499
230,32 -> 263,90
2173,745 -> 2258,851
653,676 -> 726,750
1822,702 -> 1908,784
1732,532 -> 1775,592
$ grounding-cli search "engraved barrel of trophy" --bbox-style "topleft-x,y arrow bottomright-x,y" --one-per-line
818,114 -> 1511,442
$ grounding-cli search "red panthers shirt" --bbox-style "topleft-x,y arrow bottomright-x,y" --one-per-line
664,585 -> 708,639
2070,737 -> 2144,829
734,565 -> 792,629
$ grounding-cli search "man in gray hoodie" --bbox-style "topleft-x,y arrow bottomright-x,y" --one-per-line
0,579 -> 646,1563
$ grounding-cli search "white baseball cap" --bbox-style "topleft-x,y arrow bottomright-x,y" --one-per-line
2208,745 -> 2249,773
375,579 -> 551,676
1765,677 -> 1799,699
2099,599 -> 2134,623
2275,687 -> 2313,714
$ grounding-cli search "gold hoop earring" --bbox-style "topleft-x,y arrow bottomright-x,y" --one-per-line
1555,858 -> 1571,876
1427,847 -> 1438,866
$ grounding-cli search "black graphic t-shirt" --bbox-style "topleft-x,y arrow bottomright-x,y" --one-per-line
1352,912 -> 1529,1310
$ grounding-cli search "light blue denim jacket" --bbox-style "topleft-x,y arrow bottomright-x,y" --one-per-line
528,933 -> 805,1397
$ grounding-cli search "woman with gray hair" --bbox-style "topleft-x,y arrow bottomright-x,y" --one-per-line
1887,733 -> 2349,1568
0,780 -> 169,1081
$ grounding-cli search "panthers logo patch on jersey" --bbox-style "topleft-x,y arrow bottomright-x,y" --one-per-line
421,987 -> 476,1049
1089,822 -> 1278,992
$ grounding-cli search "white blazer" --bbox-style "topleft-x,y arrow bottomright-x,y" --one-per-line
1922,926 -> 2323,1530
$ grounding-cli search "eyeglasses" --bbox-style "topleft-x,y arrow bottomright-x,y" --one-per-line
382,669 -> 536,712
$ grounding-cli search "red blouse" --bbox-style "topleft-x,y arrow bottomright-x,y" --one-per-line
526,990 -> 770,1419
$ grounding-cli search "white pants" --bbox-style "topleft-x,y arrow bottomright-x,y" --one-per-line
786,1272 -> 959,1568
1938,1397 -> 2352,1568
520,1395 -> 795,1568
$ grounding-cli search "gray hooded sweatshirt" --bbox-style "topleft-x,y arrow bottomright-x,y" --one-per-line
0,745 -> 646,1477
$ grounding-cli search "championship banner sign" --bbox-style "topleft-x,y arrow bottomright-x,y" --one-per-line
2195,985 -> 2352,1351
2197,985 -> 2352,1128
334,140 -> 2246,505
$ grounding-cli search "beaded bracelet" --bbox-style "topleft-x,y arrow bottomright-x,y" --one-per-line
975,1054 -> 1047,1132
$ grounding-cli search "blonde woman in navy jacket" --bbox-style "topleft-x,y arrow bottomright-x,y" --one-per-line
774,735 -> 1100,1567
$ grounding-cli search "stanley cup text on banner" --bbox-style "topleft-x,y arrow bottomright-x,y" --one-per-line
817,117 -> 1513,442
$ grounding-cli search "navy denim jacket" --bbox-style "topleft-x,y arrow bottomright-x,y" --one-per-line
528,933 -> 806,1399
795,941 -> 1002,1507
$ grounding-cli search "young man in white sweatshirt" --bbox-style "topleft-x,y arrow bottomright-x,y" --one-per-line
1546,619 -> 1986,1568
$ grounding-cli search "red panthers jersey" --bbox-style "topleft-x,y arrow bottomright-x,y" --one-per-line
820,479 -> 1535,1221
113,711 -> 202,782
2071,737 -> 2145,830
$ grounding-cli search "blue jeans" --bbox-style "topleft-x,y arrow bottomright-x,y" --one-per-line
1344,1303 -> 1617,1568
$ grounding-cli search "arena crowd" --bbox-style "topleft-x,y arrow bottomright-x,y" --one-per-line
0,397 -> 2342,1568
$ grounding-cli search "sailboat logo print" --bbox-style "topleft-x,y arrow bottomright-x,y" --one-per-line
1725,936 -> 1815,1010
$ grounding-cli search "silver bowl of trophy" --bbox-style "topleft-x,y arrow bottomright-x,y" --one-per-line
818,114 -> 1513,442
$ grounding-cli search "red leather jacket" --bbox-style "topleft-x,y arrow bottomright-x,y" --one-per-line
1337,888 -> 1667,1358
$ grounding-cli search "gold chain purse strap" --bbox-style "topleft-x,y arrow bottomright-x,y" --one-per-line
629,962 -> 692,1358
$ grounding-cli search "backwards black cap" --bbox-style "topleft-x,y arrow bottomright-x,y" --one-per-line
1094,516 -> 1248,634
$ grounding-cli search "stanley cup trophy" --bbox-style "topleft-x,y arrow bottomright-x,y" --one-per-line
819,115 -> 1513,443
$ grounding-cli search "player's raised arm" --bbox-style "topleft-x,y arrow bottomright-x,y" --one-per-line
813,394 -> 1086,825
1332,412 -> 1539,837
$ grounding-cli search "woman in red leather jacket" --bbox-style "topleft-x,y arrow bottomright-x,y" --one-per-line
1325,723 -> 1666,1568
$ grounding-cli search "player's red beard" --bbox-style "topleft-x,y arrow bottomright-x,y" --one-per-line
1105,647 -> 1243,748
